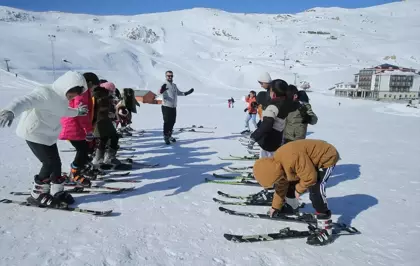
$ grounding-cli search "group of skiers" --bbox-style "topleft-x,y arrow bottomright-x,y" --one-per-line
0,71 -> 139,207
239,72 -> 340,246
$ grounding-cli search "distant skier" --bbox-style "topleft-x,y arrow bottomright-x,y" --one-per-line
283,86 -> 318,144
253,139 -> 340,246
338,102 -> 341,106
248,79 -> 298,158
241,91 -> 258,134
230,97 -> 235,108
228,99 -> 232,108
0,71 -> 89,208
158,70 -> 194,144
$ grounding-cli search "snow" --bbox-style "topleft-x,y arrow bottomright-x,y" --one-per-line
0,1 -> 420,265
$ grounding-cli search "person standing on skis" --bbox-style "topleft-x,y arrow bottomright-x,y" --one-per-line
0,71 -> 89,208
58,72 -> 98,187
158,70 -> 194,145
248,79 -> 298,158
252,139 -> 340,246
91,81 -> 121,166
283,86 -> 318,144
241,91 -> 258,134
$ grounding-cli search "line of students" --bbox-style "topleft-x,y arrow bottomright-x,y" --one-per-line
0,71 -> 138,208
246,72 -> 340,246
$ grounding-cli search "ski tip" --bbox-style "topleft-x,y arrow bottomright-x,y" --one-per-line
219,206 -> 228,211
223,234 -> 234,241
94,210 -> 113,216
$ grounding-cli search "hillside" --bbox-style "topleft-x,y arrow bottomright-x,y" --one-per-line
0,1 -> 420,95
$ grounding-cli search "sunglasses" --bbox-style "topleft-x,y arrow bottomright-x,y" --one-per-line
166,75 -> 173,77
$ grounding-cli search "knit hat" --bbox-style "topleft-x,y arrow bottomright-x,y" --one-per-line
101,82 -> 116,92
258,72 -> 272,83
253,157 -> 284,188
83,72 -> 100,86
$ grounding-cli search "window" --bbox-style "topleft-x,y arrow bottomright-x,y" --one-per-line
405,95 -> 408,98
384,94 -> 387,97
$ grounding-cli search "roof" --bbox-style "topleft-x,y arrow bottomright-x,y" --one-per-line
375,63 -> 401,69
376,70 -> 419,76
134,90 -> 156,97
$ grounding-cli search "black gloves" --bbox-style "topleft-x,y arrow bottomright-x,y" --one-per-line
160,84 -> 168,94
244,108 -> 247,112
184,88 -> 194,96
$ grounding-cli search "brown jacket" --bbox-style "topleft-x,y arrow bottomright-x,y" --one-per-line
253,139 -> 339,209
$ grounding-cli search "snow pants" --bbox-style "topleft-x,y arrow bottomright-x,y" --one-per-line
26,141 -> 61,182
69,140 -> 90,169
162,106 -> 177,136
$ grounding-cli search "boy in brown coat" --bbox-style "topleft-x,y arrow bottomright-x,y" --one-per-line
253,139 -> 339,246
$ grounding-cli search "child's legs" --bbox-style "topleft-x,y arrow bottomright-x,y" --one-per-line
250,114 -> 257,129
244,114 -> 251,129
70,140 -> 90,168
26,141 -> 62,182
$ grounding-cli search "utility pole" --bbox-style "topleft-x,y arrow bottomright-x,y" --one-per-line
284,50 -> 287,67
48,34 -> 56,81
4,59 -> 10,72
293,73 -> 298,85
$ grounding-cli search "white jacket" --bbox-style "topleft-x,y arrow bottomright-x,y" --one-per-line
5,71 -> 87,146
158,81 -> 186,108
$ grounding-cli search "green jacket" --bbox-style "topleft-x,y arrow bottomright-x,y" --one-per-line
283,102 -> 318,141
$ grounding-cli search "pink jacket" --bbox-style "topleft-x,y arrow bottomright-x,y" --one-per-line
59,89 -> 93,141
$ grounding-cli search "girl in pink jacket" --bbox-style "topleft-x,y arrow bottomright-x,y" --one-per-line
59,72 -> 98,187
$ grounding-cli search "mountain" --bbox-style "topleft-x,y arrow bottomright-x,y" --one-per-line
0,1 -> 419,94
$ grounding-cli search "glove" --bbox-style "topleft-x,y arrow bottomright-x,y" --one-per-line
85,132 -> 95,142
184,88 -> 194,96
0,110 -> 14,127
77,103 -> 88,116
160,84 -> 168,94
247,138 -> 256,150
244,108 -> 247,112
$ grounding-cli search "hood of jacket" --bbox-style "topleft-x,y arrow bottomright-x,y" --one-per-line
52,71 -> 87,101
253,157 -> 284,188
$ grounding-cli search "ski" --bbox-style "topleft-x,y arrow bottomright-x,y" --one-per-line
213,197 -> 271,206
179,128 -> 214,133
11,186 -> 134,195
224,226 -> 360,243
221,167 -> 253,174
96,178 -> 141,183
0,199 -> 113,216
218,207 -> 354,228
99,163 -> 132,171
63,183 -> 133,191
205,178 -> 259,186
212,173 -> 254,180
218,155 -> 258,161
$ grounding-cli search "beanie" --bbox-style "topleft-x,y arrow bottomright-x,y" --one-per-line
83,72 -> 100,86
101,82 -> 116,92
258,72 -> 272,83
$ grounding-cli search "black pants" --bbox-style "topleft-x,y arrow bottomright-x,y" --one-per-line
98,136 -> 119,151
287,166 -> 335,214
69,140 -> 89,169
26,141 -> 61,182
161,106 -> 177,136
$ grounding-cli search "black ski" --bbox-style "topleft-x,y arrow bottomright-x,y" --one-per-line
0,199 -> 112,216
224,226 -> 360,243
213,197 -> 271,206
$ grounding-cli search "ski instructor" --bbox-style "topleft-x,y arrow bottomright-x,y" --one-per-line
158,70 -> 194,144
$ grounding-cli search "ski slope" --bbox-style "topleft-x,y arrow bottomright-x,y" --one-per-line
1,68 -> 420,266
0,1 -> 420,265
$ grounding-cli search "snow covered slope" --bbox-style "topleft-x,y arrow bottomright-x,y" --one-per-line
0,0 -> 420,94
1,2 -> 420,266
0,56 -> 420,266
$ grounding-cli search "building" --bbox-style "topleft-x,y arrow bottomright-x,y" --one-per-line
333,82 -> 357,97
133,90 -> 162,104
335,64 -> 420,101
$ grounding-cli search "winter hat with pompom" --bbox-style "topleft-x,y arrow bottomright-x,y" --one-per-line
101,82 -> 116,92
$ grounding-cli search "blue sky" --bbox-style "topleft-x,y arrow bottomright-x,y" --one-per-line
0,0 -> 398,15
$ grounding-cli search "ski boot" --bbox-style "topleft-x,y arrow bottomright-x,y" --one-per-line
69,164 -> 92,187
103,147 -> 122,165
80,163 -> 103,180
168,131 -> 176,143
28,175 -> 74,208
164,135 -> 171,145
270,202 -> 300,216
306,211 -> 334,246
126,125 -> 134,132
92,148 -> 105,165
